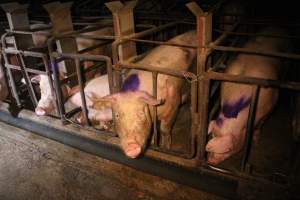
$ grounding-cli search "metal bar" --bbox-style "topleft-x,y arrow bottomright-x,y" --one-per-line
17,53 -> 38,106
213,29 -> 300,40
41,55 -> 59,117
77,40 -> 112,54
152,72 -> 158,146
206,21 -> 240,55
241,85 -> 260,172
124,21 -> 178,40
207,71 -> 300,91
75,57 -> 90,126
125,38 -> 197,49
212,45 -> 300,60
48,37 -> 66,123
4,63 -> 48,75
1,33 -> 21,106
119,62 -> 195,78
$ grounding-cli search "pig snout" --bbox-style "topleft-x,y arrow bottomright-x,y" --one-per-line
35,106 -> 47,116
124,143 -> 142,158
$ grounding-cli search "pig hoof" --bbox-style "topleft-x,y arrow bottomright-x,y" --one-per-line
35,107 -> 46,116
124,143 -> 142,158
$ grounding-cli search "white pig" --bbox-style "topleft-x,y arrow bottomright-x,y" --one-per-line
31,27 -> 113,116
67,74 -> 113,126
90,31 -> 196,158
206,27 -> 290,164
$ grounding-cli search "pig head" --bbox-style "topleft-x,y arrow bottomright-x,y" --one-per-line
91,91 -> 163,158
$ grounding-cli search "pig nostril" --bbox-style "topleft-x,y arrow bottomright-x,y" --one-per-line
35,107 -> 46,116
124,143 -> 141,159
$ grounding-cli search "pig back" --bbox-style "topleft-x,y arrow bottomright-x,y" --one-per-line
221,27 -> 289,122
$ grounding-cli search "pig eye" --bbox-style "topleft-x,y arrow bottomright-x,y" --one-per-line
137,111 -> 145,119
114,112 -> 119,119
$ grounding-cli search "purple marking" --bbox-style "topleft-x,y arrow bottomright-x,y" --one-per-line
216,115 -> 224,127
222,96 -> 251,118
48,61 -> 59,72
121,74 -> 140,92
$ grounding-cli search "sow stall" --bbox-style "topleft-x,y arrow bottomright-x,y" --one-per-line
0,1 -> 299,199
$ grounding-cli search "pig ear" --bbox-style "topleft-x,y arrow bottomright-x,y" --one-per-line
31,75 -> 41,83
138,91 -> 165,106
87,92 -> 118,109
208,120 -> 216,134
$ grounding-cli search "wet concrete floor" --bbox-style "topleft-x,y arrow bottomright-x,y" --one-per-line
0,121 -> 224,200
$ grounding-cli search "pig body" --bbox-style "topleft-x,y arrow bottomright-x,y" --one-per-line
206,27 -> 290,164
68,74 -> 113,125
91,31 -> 196,158
32,27 -> 113,116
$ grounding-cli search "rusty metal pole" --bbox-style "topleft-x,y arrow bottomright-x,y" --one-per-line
0,2 -> 36,108
187,2 -> 213,164
0,3 -> 34,49
44,1 -> 78,87
105,0 -> 137,91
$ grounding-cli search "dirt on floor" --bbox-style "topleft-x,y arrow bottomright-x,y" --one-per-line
0,121 -> 224,200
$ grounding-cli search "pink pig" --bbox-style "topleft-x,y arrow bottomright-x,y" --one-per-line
67,74 -> 113,127
206,27 -> 290,164
90,31 -> 196,158
31,27 -> 113,116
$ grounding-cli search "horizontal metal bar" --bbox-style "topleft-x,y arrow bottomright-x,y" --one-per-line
3,48 -> 47,58
119,62 -> 196,79
125,38 -> 197,49
0,110 -> 238,199
4,63 -> 47,75
207,71 -> 300,91
214,29 -> 300,40
212,45 -> 300,60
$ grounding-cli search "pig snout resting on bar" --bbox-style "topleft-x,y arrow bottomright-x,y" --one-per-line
206,27 -> 291,165
90,31 -> 196,158
31,27 -> 113,116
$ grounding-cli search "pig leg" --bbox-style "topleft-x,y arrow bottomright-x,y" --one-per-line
159,80 -> 181,149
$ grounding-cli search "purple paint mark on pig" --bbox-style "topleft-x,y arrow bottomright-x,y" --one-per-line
222,96 -> 251,118
216,116 -> 224,127
121,74 -> 140,92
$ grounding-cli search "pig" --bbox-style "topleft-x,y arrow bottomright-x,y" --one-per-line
31,27 -> 113,116
67,74 -> 113,128
206,27 -> 290,165
90,31 -> 196,158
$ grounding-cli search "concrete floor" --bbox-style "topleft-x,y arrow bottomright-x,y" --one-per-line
0,121 -> 224,200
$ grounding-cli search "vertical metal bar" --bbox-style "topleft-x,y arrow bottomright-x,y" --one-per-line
197,15 -> 213,163
75,58 -> 90,126
241,85 -> 260,172
49,54 -> 66,122
106,57 -> 114,94
152,72 -> 158,146
17,53 -> 38,106
1,33 -> 21,107
189,79 -> 198,158
3,55 -> 21,107
42,56 -> 59,116
111,41 -> 121,92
